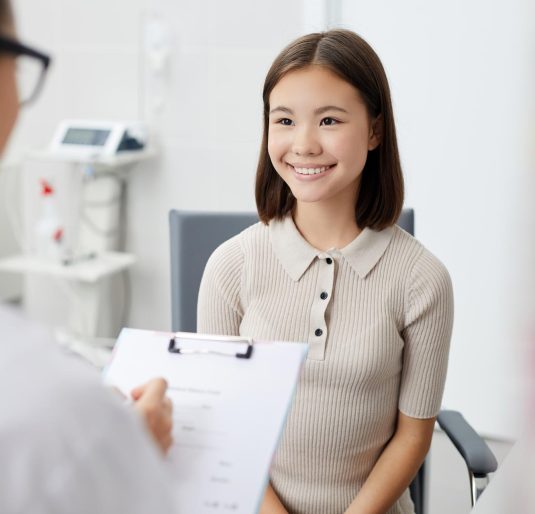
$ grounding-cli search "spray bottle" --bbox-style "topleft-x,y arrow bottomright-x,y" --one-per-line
34,178 -> 64,260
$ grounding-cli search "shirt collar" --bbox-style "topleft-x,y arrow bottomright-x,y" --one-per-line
339,224 -> 395,278
269,215 -> 395,281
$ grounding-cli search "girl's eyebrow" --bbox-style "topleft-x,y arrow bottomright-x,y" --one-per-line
269,106 -> 293,115
269,105 -> 349,115
314,105 -> 348,115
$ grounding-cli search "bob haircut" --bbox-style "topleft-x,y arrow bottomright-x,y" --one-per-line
255,29 -> 404,230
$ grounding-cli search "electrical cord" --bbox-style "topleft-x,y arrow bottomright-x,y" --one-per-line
79,172 -> 125,238
80,213 -> 121,237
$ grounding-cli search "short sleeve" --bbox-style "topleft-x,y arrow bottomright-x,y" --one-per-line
398,249 -> 454,418
197,235 -> 244,336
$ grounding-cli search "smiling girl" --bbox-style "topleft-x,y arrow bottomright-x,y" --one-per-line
198,30 -> 453,514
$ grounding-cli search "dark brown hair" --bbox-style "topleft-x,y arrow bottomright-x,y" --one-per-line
255,29 -> 404,230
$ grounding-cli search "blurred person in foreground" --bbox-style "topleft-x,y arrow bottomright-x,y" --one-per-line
0,1 -> 177,512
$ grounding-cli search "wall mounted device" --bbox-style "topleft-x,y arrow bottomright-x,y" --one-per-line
49,120 -> 148,160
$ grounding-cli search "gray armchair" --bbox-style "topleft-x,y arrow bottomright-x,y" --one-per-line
169,208 -> 497,514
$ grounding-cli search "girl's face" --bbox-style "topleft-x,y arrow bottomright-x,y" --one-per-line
268,65 -> 380,209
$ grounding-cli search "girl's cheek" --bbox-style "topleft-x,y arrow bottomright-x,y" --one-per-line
267,142 -> 275,162
268,137 -> 285,161
331,131 -> 367,155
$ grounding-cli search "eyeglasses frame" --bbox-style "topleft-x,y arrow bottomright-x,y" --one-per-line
0,35 -> 51,106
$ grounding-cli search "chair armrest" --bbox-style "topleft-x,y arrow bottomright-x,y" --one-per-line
437,410 -> 498,477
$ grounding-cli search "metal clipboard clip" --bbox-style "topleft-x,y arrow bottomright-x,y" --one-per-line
168,332 -> 254,359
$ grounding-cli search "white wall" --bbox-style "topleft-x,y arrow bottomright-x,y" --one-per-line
337,0 -> 535,439
7,1 -> 307,325
6,0 -> 534,439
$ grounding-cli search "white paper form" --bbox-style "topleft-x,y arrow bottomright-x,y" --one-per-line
104,328 -> 308,514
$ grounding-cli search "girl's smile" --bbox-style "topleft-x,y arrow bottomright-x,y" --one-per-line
287,162 -> 337,180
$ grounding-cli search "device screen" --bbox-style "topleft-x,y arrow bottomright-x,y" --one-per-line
62,128 -> 111,146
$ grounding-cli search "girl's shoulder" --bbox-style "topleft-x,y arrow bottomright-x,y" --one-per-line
389,224 -> 441,261
206,221 -> 268,268
202,222 -> 269,295
389,225 -> 452,291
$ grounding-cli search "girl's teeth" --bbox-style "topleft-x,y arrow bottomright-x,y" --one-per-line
294,165 -> 331,175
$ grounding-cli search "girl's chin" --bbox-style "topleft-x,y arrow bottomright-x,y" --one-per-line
288,190 -> 330,204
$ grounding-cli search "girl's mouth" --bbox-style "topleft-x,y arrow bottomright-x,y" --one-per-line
289,164 -> 335,175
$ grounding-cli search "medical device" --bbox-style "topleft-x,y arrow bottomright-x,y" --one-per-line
0,119 -> 154,351
49,120 -> 148,159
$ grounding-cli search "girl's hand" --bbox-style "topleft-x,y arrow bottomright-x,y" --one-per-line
259,483 -> 289,514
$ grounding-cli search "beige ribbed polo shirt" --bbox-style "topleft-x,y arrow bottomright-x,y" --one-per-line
197,216 -> 453,514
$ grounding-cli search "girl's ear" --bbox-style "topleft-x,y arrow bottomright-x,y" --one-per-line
368,114 -> 383,151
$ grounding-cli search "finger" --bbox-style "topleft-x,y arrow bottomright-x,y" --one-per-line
132,377 -> 168,402
163,397 -> 173,414
151,409 -> 173,431
160,433 -> 174,454
146,377 -> 168,395
162,413 -> 173,434
130,382 -> 148,401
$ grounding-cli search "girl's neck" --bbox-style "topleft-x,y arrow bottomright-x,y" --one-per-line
293,198 -> 361,251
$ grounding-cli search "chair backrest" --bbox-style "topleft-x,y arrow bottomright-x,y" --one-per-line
168,207 -> 424,512
397,208 -> 414,236
169,210 -> 259,333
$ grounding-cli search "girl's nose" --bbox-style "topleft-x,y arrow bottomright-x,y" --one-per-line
291,126 -> 321,156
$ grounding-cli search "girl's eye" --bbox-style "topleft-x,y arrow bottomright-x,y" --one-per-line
277,118 -> 293,126
320,117 -> 338,126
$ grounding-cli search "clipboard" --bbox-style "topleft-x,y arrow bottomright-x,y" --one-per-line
104,328 -> 308,514
168,331 -> 254,359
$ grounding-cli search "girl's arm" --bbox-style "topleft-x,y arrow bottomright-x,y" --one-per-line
340,250 -> 452,513
259,483 -> 290,514
343,412 -> 435,514
197,238 -> 244,336
342,250 -> 452,513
